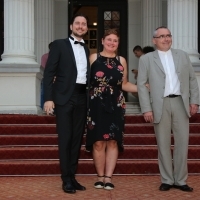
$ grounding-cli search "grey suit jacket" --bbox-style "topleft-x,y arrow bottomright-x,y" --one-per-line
137,48 -> 199,123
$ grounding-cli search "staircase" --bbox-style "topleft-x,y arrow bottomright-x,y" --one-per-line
0,114 -> 200,176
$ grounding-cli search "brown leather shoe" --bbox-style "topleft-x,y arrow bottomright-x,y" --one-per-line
173,184 -> 193,192
159,183 -> 173,191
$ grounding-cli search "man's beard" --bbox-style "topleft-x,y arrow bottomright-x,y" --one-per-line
73,31 -> 87,38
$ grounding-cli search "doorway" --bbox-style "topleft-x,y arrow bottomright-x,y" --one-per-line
68,0 -> 128,58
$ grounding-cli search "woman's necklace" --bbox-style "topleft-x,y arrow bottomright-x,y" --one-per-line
107,58 -> 109,65
101,52 -> 115,65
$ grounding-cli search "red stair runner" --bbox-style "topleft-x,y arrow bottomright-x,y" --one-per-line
0,114 -> 200,176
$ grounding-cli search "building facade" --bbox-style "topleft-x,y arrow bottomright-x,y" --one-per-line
0,0 -> 199,114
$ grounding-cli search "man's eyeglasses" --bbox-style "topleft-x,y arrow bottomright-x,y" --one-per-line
153,34 -> 172,39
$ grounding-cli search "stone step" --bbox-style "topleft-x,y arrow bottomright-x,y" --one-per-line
1,123 -> 200,134
1,146 -> 200,159
1,134 -> 200,145
1,114 -> 200,124
0,159 -> 200,175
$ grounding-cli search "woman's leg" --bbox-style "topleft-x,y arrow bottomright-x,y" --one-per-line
104,140 -> 118,183
93,141 -> 106,182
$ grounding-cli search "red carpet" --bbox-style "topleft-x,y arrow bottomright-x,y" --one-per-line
0,114 -> 200,175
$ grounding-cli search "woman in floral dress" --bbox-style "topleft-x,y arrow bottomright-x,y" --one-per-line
86,29 -> 138,190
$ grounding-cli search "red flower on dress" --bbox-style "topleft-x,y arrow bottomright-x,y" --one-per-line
107,64 -> 113,69
103,134 -> 109,139
118,65 -> 123,71
96,71 -> 104,77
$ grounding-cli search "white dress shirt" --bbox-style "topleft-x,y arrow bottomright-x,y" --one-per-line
158,49 -> 181,97
69,36 -> 87,84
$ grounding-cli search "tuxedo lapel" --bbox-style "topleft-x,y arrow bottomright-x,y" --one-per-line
83,45 -> 90,79
65,38 -> 77,66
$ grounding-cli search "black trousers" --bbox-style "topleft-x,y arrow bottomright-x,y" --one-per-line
55,85 -> 87,182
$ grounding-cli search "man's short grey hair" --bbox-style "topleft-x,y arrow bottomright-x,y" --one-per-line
153,26 -> 171,37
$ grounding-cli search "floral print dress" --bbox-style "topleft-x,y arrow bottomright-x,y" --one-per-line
85,54 -> 125,152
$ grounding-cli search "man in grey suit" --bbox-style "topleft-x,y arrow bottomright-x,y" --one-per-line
137,26 -> 199,192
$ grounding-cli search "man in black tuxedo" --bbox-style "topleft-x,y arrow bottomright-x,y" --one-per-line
43,13 -> 90,194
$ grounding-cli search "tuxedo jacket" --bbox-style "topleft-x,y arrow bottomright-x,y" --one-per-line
43,38 -> 90,106
137,48 -> 199,123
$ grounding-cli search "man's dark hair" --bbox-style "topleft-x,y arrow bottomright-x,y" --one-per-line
70,13 -> 89,26
143,46 -> 155,54
48,42 -> 53,50
133,45 -> 143,52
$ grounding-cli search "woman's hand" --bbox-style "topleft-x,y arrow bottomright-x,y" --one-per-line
44,101 -> 55,115
145,83 -> 150,91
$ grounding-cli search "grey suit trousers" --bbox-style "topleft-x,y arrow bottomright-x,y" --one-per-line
154,96 -> 189,186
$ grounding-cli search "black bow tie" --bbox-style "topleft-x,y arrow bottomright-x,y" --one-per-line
74,41 -> 84,46
69,36 -> 84,46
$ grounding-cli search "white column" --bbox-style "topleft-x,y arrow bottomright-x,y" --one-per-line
35,0 -> 54,64
0,0 -> 42,114
141,0 -> 162,47
168,0 -> 200,64
54,0 -> 68,39
1,0 -> 37,64
126,0 -> 142,112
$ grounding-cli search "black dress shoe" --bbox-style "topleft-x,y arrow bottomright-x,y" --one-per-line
62,181 -> 76,194
159,183 -> 173,191
173,184 -> 193,192
71,178 -> 86,190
